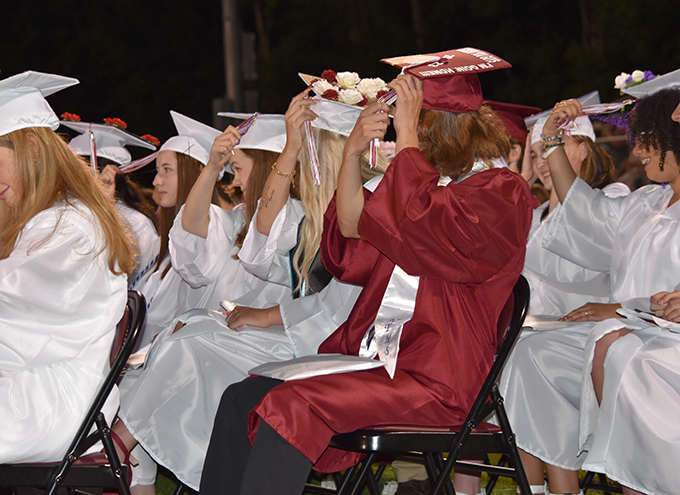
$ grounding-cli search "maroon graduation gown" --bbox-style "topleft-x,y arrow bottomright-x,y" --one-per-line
248,148 -> 533,472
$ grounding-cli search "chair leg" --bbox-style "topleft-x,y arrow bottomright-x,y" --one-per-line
97,414 -> 132,495
491,388 -> 530,495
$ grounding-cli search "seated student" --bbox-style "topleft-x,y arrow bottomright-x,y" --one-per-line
0,71 -> 135,463
225,78 -> 388,357
500,81 -> 680,495
109,114 -> 300,492
61,117 -> 160,292
198,51 -> 533,495
133,111 -> 226,350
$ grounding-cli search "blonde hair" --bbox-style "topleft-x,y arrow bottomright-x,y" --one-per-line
294,128 -> 388,292
0,127 -> 137,275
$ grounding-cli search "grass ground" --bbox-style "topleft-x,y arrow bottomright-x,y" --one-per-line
155,460 -> 615,495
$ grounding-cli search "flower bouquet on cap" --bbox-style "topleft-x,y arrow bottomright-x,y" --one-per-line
299,71 -> 390,108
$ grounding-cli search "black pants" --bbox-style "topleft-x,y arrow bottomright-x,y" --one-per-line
199,376 -> 313,495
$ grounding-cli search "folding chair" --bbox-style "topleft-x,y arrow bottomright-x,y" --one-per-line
580,471 -> 622,494
0,290 -> 146,495
317,275 -> 531,495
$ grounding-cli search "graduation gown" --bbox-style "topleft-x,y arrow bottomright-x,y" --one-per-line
116,202 -> 160,293
247,148 -> 532,472
0,200 -> 127,463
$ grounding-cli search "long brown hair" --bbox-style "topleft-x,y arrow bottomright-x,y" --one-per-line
233,148 -> 290,253
418,104 -> 511,181
571,135 -> 615,190
0,127 -> 136,275
157,151 -> 204,277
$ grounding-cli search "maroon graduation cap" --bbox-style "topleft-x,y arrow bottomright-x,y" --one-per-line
380,48 -> 511,114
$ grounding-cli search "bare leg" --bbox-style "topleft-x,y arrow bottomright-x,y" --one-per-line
519,449 -> 545,488
452,471 -> 481,495
591,328 -> 633,405
622,486 -> 645,495
131,484 -> 156,495
111,419 -> 139,465
545,464 -> 579,493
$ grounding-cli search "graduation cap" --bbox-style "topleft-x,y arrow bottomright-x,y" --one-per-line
523,90 -> 601,130
622,68 -> 680,98
380,47 -> 512,113
0,71 -> 79,136
61,120 -> 156,167
217,112 -> 287,153
485,101 -> 542,143
160,111 -> 221,166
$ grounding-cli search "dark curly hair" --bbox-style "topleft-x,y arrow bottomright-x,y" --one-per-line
629,88 -> 680,170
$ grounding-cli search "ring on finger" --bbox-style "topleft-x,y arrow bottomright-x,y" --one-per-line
585,310 -> 589,316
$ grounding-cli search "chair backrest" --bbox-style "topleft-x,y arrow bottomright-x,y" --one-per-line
465,275 -> 530,426
68,290 -> 146,457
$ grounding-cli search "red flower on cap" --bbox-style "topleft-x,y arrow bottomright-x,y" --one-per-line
103,117 -> 127,130
376,89 -> 389,99
356,96 -> 368,107
141,134 -> 161,147
322,70 -> 337,83
321,89 -> 339,101
61,112 -> 81,122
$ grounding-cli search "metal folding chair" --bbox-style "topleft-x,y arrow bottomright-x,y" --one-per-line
310,275 -> 531,495
0,290 -> 146,495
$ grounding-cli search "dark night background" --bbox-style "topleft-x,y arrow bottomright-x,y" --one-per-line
4,0 -> 680,184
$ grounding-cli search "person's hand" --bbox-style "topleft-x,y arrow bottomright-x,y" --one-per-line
281,88 -> 317,160
343,102 -> 390,159
387,74 -> 423,147
651,291 -> 680,322
520,132 -> 537,183
207,126 -> 241,173
542,99 -> 582,137
561,302 -> 622,322
97,164 -> 119,200
224,305 -> 281,329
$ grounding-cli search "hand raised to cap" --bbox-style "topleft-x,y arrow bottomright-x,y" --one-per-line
343,102 -> 390,159
387,74 -> 423,152
207,126 -> 241,172
543,99 -> 583,137
282,88 -> 317,159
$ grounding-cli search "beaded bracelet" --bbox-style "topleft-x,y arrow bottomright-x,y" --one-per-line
541,131 -> 563,143
272,163 -> 296,186
542,142 -> 565,159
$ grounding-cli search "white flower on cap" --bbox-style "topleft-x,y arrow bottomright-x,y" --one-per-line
0,71 -> 79,137
159,111 -> 221,166
311,80 -> 334,95
338,88 -> 364,105
357,77 -> 387,99
61,120 -> 156,166
336,71 -> 360,89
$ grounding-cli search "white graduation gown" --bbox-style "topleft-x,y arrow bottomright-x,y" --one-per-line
118,203 -> 295,490
116,203 -> 160,292
238,197 -> 363,358
502,179 -> 680,474
0,201 -> 127,463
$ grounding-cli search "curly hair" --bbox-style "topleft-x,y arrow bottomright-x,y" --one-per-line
629,88 -> 680,169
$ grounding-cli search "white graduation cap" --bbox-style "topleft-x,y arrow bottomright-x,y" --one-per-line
622,68 -> 680,98
61,121 -> 156,166
306,98 -> 363,137
159,110 -> 221,166
524,90 -> 601,130
529,115 -> 596,146
217,112 -> 287,152
0,71 -> 79,136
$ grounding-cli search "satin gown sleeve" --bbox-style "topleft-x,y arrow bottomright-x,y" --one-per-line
358,147 -> 531,282
542,177 -> 633,272
116,203 -> 160,291
169,203 -> 245,288
239,197 -> 304,285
